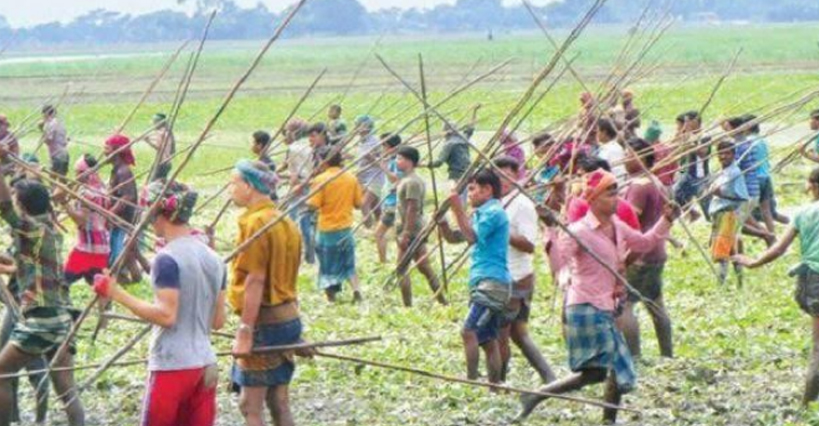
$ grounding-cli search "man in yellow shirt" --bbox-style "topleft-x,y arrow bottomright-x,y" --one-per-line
307,146 -> 365,303
228,159 -> 305,426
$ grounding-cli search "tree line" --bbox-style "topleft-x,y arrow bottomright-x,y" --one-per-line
0,0 -> 817,46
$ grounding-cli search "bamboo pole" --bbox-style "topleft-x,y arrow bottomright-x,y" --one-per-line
317,351 -> 641,414
392,0 -> 607,276
418,54 -> 449,294
38,0 -> 310,401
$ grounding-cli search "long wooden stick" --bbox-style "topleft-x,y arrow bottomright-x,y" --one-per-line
39,0 -> 310,401
391,0 -> 607,275
219,60 -> 512,261
8,335 -> 379,381
317,351 -> 641,414
114,40 -> 190,135
418,54 -> 449,293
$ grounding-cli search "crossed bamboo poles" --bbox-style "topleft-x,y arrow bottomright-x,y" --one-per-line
5,0 -> 815,419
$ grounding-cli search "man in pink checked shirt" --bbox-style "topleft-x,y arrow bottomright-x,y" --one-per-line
516,169 -> 679,425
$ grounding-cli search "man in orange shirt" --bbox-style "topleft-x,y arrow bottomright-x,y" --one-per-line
228,159 -> 306,426
308,146 -> 365,303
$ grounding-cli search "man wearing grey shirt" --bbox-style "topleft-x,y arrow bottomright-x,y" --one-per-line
40,105 -> 70,177
92,181 -> 226,426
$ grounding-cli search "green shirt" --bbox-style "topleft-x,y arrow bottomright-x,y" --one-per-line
0,200 -> 71,310
397,172 -> 425,235
794,201 -> 819,274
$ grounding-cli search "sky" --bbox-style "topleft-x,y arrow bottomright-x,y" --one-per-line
0,0 -> 555,28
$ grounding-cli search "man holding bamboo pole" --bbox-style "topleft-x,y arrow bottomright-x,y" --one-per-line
517,169 -> 679,424
228,159 -> 306,426
438,168 -> 511,384
493,156 -> 556,384
91,180 -> 226,426
40,105 -> 70,178
103,134 -> 144,284
0,166 -> 85,426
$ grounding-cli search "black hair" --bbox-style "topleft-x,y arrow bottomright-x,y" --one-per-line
13,178 -> 52,216
677,110 -> 700,124
82,153 -> 98,169
626,137 -> 654,169
469,168 -> 502,199
578,156 -> 611,173
726,116 -> 745,130
42,105 -> 55,116
317,146 -> 342,168
381,133 -> 402,148
397,146 -> 420,166
309,122 -> 327,135
597,118 -> 618,139
742,114 -> 760,134
717,140 -> 736,153
252,131 -> 271,147
532,132 -> 554,148
493,155 -> 520,174
811,109 -> 819,120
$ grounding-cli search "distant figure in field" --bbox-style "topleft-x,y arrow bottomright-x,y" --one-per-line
353,115 -> 385,229
394,146 -> 446,307
251,130 -> 279,200
375,133 -> 403,264
145,113 -> 177,182
307,147 -> 365,303
705,140 -> 748,286
40,105 -> 70,177
327,104 -> 347,145
799,109 -> 819,163
283,118 -> 316,265
0,115 -> 20,177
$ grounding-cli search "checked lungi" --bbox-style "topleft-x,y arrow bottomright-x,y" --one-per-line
565,303 -> 636,392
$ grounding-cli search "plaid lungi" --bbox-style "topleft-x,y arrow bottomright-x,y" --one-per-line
565,303 -> 636,392
316,228 -> 356,291
10,306 -> 76,356
710,209 -> 740,261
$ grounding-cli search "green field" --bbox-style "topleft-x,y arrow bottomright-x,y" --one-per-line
3,23 -> 819,425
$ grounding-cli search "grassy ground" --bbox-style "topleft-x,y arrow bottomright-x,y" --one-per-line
3,24 -> 819,425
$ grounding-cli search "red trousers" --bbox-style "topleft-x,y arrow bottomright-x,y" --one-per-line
142,367 -> 216,426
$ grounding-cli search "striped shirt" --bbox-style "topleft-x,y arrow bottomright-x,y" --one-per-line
74,187 -> 111,254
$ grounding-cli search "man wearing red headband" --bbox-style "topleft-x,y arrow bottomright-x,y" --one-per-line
517,170 -> 679,424
104,134 -> 142,284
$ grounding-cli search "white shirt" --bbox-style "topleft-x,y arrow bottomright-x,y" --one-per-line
598,141 -> 627,184
287,138 -> 313,182
503,191 -> 538,281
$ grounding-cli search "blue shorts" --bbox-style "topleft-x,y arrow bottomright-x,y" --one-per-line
463,303 -> 500,345
108,227 -> 127,266
231,319 -> 302,387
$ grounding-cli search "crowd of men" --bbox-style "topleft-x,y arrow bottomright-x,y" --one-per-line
0,95 -> 817,425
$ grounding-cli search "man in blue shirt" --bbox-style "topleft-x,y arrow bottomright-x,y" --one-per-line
729,116 -> 775,246
439,168 -> 511,384
745,115 -> 790,235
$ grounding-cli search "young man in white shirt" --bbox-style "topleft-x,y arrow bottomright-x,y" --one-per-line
493,156 -> 556,384
596,118 -> 627,183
